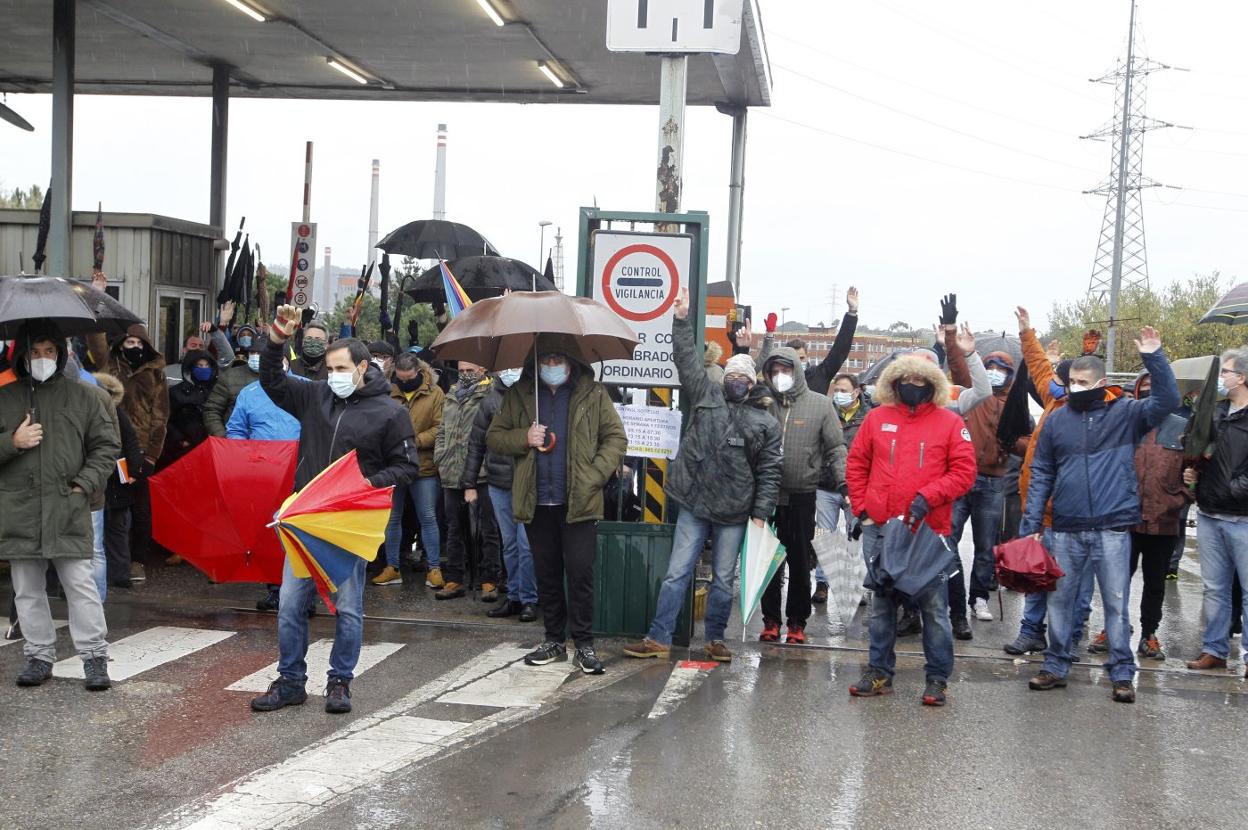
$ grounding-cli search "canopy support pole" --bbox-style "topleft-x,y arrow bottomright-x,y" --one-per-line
49,0 -> 75,278
210,64 -> 230,294
722,105 -> 748,295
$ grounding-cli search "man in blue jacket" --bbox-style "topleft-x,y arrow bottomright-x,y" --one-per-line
1021,327 -> 1178,704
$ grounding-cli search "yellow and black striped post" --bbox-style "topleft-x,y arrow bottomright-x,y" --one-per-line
643,387 -> 671,524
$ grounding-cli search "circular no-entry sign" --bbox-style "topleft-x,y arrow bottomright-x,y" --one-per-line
600,244 -> 680,322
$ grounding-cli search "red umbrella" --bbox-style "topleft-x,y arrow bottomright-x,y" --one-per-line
994,536 -> 1065,594
151,437 -> 297,584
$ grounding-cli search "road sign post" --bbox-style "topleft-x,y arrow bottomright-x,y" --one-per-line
289,221 -> 318,309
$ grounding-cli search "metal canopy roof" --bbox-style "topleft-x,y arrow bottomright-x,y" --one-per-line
1,0 -> 771,106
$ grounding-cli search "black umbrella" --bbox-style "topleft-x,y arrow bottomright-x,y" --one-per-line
378,253 -> 393,333
543,254 -> 556,289
1198,282 -> 1248,326
0,276 -> 142,338
405,256 -> 554,303
31,185 -> 51,274
0,99 -> 34,132
378,220 -> 499,260
217,217 -> 245,305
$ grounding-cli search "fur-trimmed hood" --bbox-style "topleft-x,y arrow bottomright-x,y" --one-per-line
875,354 -> 951,408
742,381 -> 774,410
95,372 -> 125,405
704,339 -> 723,368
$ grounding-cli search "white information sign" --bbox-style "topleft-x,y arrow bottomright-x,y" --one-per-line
591,230 -> 693,387
606,0 -> 744,55
614,404 -> 683,461
289,221 -> 318,308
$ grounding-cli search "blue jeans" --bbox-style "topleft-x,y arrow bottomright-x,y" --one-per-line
1044,529 -> 1135,682
813,489 -> 851,584
949,474 -> 1005,607
489,485 -> 538,605
1017,529 -> 1095,642
648,510 -> 745,645
383,475 -> 442,569
862,524 -> 955,682
1196,513 -> 1248,660
277,555 -> 365,684
91,509 -> 106,602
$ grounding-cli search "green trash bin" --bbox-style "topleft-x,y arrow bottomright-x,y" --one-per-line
592,520 -> 692,645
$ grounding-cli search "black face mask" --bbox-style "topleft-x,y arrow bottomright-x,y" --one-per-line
723,377 -> 751,402
898,382 -> 933,407
122,346 -> 145,367
1066,387 -> 1104,412
1136,390 -> 1150,400
396,376 -> 420,393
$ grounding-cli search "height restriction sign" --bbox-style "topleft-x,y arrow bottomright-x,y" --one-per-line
591,230 -> 693,386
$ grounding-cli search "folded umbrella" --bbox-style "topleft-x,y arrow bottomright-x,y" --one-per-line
994,535 -> 1064,593
1183,354 -> 1221,463
92,202 -> 105,274
31,185 -> 51,274
377,219 -> 499,260
739,522 -> 787,641
0,275 -> 142,338
812,528 -> 866,632
405,256 -> 554,303
866,518 -> 954,602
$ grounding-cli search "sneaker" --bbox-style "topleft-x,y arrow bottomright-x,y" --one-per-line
1004,633 -> 1047,656
130,563 -> 146,583
518,604 -> 538,623
256,588 -> 280,612
83,656 -> 112,691
4,620 -> 21,641
523,641 -> 568,666
1088,630 -> 1109,654
622,637 -> 671,659
849,667 -> 893,697
897,608 -> 923,636
370,565 -> 403,586
1111,680 -> 1136,704
951,615 -> 973,641
480,582 -> 499,602
1137,636 -> 1165,661
704,640 -> 732,663
325,678 -> 352,714
1165,570 -> 1178,581
759,618 -> 781,643
972,598 -> 994,622
1028,671 -> 1068,691
487,600 -> 523,619
811,582 -> 829,605
165,554 -> 183,566
573,646 -> 606,675
435,582 -> 466,600
250,678 -> 308,712
15,657 -> 53,687
425,567 -> 445,589
921,678 -> 947,707
785,623 -> 807,644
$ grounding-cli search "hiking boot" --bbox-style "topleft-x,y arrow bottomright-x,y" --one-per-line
1088,630 -> 1109,654
523,641 -> 568,666
129,563 -> 146,583
1137,636 -> 1165,661
435,582 -> 465,600
704,640 -> 732,663
922,678 -> 948,707
518,604 -> 538,623
487,600 -> 522,619
325,678 -> 352,714
479,583 -> 499,602
811,582 -> 829,605
897,608 -> 923,636
759,618 -> 781,643
951,615 -> 973,641
83,656 -> 112,691
622,638 -> 671,659
165,554 -> 183,566
425,567 -> 445,589
370,566 -> 402,586
1028,671 -> 1067,691
250,678 -> 308,712
972,598 -> 994,621
1186,653 -> 1227,671
1004,633 -> 1047,656
15,657 -> 53,687
1112,680 -> 1136,704
573,647 -> 606,675
255,588 -> 279,612
849,668 -> 893,697
785,622 -> 807,644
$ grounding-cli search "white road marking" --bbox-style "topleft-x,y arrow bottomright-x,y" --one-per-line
52,626 -> 234,680
0,619 -> 67,648
647,660 -> 719,719
1178,555 -> 1201,579
226,641 -> 404,695
437,649 -> 573,708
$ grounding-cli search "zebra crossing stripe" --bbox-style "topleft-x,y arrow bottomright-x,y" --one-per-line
647,660 -> 719,719
52,626 -> 234,680
226,641 -> 404,695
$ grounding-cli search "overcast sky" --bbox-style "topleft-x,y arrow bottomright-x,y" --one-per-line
4,0 -> 1248,334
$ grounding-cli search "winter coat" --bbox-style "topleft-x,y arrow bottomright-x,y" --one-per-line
846,354 -> 978,536
463,383 -> 514,491
704,339 -> 725,386
757,311 -> 859,396
487,362 -> 627,524
1021,349 -> 1179,536
392,365 -> 445,478
961,350 -> 1014,477
290,355 -> 329,382
158,350 -> 217,469
204,363 -> 258,437
88,323 -> 169,465
1195,400 -> 1248,517
434,376 -> 494,487
97,373 -> 144,510
760,345 -> 845,503
259,337 -> 419,491
0,343 -> 121,560
1017,327 -> 1061,524
666,315 -> 782,524
822,398 -> 868,491
1134,430 -> 1192,536
226,380 -> 302,441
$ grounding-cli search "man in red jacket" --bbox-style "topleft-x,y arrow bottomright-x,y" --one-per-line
845,354 -> 977,706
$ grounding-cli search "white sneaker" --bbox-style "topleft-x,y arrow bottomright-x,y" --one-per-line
973,598 -> 994,622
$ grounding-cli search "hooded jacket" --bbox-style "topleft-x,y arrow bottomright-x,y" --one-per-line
1021,348 -> 1180,535
226,378 -> 302,441
259,337 -> 419,491
1133,373 -> 1193,535
204,362 -> 257,437
760,346 -> 845,503
435,374 -> 494,487
757,310 -> 859,396
962,350 -> 1014,476
463,381 -> 514,490
88,323 -> 169,464
667,315 -> 783,524
96,372 -> 144,510
390,363 -> 444,478
1016,328 -> 1062,522
1195,399 -> 1248,517
704,339 -> 725,386
846,354 -> 977,536
159,349 -> 217,469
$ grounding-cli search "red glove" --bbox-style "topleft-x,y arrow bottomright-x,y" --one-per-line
764,312 -> 778,333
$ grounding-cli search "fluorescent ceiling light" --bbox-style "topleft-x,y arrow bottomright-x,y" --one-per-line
223,0 -> 267,23
475,0 -> 506,26
327,57 -> 369,85
537,61 -> 564,89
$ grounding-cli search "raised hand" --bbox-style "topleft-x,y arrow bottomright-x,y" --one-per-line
219,300 -> 236,327
1135,326 -> 1161,354
956,322 -> 976,355
1045,340 -> 1062,364
764,312 -> 778,333
673,287 -> 690,321
846,286 -> 859,314
1015,306 -> 1031,332
733,318 -> 753,348
91,271 -> 109,293
939,294 -> 958,327
272,304 -> 301,341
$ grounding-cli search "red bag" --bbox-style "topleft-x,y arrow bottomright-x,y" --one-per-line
993,535 -> 1065,593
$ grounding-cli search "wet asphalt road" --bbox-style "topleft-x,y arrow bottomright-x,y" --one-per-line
3,537 -> 1247,830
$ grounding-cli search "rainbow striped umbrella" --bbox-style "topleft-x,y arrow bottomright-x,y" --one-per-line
439,258 -> 473,319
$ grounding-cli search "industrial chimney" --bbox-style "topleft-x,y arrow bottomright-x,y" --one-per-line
433,124 -> 447,220
368,159 -> 380,262
322,246 -> 333,310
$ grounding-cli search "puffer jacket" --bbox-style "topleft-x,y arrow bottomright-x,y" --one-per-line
204,363 -> 257,437
666,315 -> 782,524
435,375 -> 493,487
97,373 -> 144,510
463,383 -> 513,490
846,354 -> 977,536
1021,348 -> 1179,535
88,323 -> 169,464
392,364 -> 444,478
1195,400 -> 1248,517
760,345 -> 845,504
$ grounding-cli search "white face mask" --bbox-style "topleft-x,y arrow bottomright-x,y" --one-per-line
1068,381 -> 1103,394
986,369 -> 1008,388
29,357 -> 56,382
328,369 -> 358,399
864,384 -> 876,398
771,372 -> 794,394
498,368 -> 522,387
247,353 -> 260,373
832,391 -> 854,408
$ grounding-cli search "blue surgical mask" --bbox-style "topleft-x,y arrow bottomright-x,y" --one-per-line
1048,379 -> 1066,400
1218,379 -> 1229,397
247,353 -> 260,372
328,369 -> 358,399
191,366 -> 213,383
540,363 -> 568,387
238,335 -> 253,349
498,368 -> 522,387
986,369 -> 1007,388
833,391 -> 854,408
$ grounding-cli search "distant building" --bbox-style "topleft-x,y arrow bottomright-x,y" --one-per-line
749,322 -> 921,373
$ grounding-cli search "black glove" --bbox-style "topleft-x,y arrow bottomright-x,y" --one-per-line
939,293 -> 958,326
906,494 -> 929,529
407,319 -> 421,348
848,515 -> 864,541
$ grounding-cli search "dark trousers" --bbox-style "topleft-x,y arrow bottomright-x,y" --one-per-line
1130,532 -> 1173,639
761,491 -> 816,627
526,505 -> 597,647
104,506 -> 133,585
442,487 -> 501,586
129,479 -> 153,566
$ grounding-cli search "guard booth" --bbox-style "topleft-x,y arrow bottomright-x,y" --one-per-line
0,209 -> 219,358
577,207 -> 710,644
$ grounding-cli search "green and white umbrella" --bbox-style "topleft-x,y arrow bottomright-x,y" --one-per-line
739,522 -> 786,641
